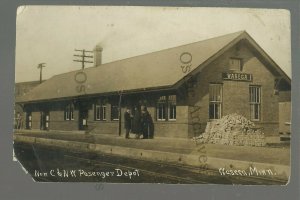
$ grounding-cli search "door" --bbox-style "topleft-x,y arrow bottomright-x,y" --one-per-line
26,112 -> 32,130
40,111 -> 50,130
79,109 -> 88,130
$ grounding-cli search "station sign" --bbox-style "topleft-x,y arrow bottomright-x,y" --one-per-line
222,72 -> 253,82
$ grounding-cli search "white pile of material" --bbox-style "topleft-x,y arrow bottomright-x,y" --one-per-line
194,113 -> 266,147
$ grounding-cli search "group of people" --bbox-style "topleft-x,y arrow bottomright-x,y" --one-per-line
124,106 -> 154,139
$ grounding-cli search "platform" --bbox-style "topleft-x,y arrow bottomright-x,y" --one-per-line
13,130 -> 290,180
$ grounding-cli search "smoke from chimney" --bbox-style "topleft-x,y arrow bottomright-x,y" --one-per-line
93,45 -> 103,67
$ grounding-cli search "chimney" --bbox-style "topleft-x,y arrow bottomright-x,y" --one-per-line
93,45 -> 103,66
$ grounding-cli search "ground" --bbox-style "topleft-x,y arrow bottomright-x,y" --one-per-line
13,130 -> 290,184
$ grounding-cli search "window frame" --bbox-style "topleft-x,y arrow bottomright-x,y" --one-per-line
229,57 -> 243,71
65,109 -> 69,120
65,103 -> 74,121
157,96 -> 167,121
168,95 -> 176,121
156,95 -> 176,121
209,83 -> 223,120
111,104 -> 119,121
249,85 -> 261,121
95,104 -> 106,121
70,106 -> 74,120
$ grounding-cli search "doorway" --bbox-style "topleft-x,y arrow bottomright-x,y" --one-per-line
79,108 -> 88,130
26,112 -> 32,130
40,111 -> 49,130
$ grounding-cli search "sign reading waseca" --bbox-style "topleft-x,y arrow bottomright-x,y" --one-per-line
222,72 -> 253,82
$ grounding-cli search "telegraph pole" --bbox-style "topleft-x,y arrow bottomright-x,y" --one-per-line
37,63 -> 46,83
118,91 -> 123,136
73,49 -> 93,69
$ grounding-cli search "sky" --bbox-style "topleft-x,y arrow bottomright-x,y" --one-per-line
15,6 -> 291,83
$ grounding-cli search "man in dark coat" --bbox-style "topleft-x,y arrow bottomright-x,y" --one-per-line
141,106 -> 154,139
131,106 -> 142,139
124,109 -> 132,139
148,115 -> 154,139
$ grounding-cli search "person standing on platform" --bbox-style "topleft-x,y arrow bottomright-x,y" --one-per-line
18,114 -> 23,129
124,108 -> 132,139
148,113 -> 154,139
132,106 -> 142,139
141,106 -> 154,139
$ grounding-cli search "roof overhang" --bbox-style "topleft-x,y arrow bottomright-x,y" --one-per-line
15,85 -> 176,104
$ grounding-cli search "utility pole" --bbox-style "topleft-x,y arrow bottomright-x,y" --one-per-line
37,63 -> 46,83
118,91 -> 123,136
73,49 -> 93,69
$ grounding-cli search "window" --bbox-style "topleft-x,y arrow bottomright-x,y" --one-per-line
249,86 -> 261,121
168,95 -> 176,120
65,103 -> 74,120
95,104 -> 106,121
209,84 -> 222,119
157,95 -> 176,121
111,105 -> 119,121
157,96 -> 166,121
229,58 -> 243,71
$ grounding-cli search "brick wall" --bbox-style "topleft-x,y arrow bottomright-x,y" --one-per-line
186,42 -> 286,136
49,110 -> 79,131
86,98 -> 189,138
154,105 -> 189,138
278,102 -> 291,134
21,42 -> 290,138
31,111 -> 40,129
279,91 -> 291,102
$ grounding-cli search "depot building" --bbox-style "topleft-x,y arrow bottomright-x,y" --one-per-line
15,31 -> 291,138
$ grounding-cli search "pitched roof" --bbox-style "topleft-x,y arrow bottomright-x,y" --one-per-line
16,31 -> 290,103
